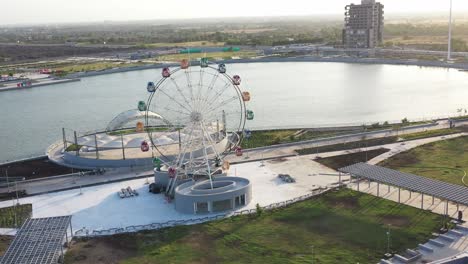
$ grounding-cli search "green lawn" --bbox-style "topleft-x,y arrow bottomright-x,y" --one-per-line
380,136 -> 468,186
241,129 -> 359,149
0,204 -> 32,228
53,61 -> 150,74
241,129 -> 299,149
297,137 -> 398,156
65,189 -> 444,264
155,51 -> 258,62
399,128 -> 462,141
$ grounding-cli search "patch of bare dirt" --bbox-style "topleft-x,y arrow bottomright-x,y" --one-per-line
326,196 -> 360,209
268,157 -> 289,164
66,236 -> 138,264
0,157 -> 77,180
381,215 -> 411,228
0,235 -> 13,256
180,231 -> 219,264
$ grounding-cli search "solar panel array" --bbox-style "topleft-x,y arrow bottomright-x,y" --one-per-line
339,163 -> 468,206
1,216 -> 72,264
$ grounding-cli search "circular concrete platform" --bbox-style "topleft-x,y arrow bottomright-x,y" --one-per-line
174,176 -> 252,214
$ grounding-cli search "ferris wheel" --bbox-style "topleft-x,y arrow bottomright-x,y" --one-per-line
143,58 -> 253,192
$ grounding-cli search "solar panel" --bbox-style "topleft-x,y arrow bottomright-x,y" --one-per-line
1,216 -> 72,264
339,163 -> 468,206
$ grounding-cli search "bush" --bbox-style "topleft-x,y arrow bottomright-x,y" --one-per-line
256,203 -> 263,217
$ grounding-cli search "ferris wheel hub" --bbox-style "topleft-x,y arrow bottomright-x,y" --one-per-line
190,111 -> 203,122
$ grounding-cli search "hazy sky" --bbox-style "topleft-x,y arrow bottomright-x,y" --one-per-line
2,0 -> 468,25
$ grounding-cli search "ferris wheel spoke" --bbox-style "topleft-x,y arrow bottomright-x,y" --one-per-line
176,124 -> 197,168
185,70 -> 195,103
157,89 -> 192,113
204,96 -> 239,115
194,68 -> 206,113
199,122 -> 214,182
197,73 -> 222,112
201,121 -> 221,158
169,77 -> 193,111
199,82 -> 231,114
203,72 -> 220,100
163,106 -> 191,117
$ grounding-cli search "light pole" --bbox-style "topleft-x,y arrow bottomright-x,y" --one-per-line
5,166 -> 10,193
311,245 -> 315,264
448,0 -> 453,61
385,225 -> 392,258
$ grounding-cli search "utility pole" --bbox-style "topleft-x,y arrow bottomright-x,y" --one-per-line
448,0 -> 453,61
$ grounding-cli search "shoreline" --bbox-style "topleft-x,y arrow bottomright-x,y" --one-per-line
68,56 -> 468,79
0,78 -> 80,93
1,56 -> 466,91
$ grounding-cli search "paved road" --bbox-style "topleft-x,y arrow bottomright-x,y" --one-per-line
4,119 -> 468,196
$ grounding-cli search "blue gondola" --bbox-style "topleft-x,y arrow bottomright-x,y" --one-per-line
147,82 -> 156,92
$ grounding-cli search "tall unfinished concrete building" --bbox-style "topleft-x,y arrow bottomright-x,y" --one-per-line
343,0 -> 384,49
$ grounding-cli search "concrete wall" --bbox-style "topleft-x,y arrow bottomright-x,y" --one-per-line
175,177 -> 252,214
62,151 -> 153,169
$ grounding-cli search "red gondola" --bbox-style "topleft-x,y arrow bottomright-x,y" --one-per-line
162,67 -> 171,78
168,167 -> 177,178
181,59 -> 190,69
140,141 -> 150,152
235,147 -> 243,156
242,91 -> 251,102
232,75 -> 241,85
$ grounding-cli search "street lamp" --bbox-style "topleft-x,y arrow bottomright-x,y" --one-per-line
384,225 -> 392,258
5,166 -> 10,193
311,245 -> 315,264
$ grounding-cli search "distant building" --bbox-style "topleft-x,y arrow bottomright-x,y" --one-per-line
343,0 -> 384,49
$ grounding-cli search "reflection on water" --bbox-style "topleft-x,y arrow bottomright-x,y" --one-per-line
0,62 -> 467,162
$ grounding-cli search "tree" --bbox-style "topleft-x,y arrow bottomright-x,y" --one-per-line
401,118 -> 409,124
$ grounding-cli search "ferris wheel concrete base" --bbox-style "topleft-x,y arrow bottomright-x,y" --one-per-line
174,176 -> 252,214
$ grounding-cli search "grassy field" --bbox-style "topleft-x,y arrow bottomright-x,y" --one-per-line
315,148 -> 390,170
297,137 -> 398,156
399,128 -> 462,141
0,204 -> 32,228
380,136 -> 468,187
155,51 -> 258,62
0,236 -> 13,257
241,129 -> 360,149
54,61 -> 150,74
65,189 -> 444,264
142,41 -> 225,48
241,129 -> 299,149
107,127 -> 175,136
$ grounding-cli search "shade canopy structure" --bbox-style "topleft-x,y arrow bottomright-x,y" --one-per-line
339,163 -> 468,206
1,216 -> 72,264
106,109 -> 169,132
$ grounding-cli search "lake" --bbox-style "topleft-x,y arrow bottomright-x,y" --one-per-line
0,62 -> 467,162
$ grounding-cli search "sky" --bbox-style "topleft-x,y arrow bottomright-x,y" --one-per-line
2,0 -> 468,25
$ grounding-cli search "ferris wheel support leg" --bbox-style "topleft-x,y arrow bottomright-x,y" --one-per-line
74,131 -> 79,157
199,122 -> 214,189
167,124 -> 197,196
62,128 -> 67,150
95,134 -> 99,160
